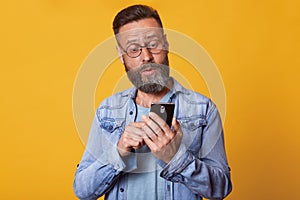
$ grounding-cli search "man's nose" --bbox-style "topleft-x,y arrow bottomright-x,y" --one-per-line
140,48 -> 153,63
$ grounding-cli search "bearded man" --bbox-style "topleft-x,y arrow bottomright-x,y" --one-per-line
73,4 -> 232,200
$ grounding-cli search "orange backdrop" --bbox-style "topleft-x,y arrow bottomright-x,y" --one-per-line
1,0 -> 299,199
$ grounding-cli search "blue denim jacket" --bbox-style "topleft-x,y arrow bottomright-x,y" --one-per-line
73,78 -> 232,200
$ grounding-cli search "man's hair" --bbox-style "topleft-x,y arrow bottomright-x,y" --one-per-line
113,4 -> 163,35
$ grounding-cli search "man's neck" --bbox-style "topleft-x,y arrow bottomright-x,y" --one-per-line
135,87 -> 170,108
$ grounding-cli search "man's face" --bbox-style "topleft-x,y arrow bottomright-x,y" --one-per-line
116,18 -> 170,93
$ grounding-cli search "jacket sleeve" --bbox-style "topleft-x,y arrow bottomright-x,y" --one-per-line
73,115 -> 136,199
160,104 -> 232,199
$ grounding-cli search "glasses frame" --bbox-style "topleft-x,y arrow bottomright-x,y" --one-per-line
119,39 -> 166,58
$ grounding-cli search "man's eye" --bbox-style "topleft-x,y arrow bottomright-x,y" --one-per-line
148,41 -> 159,48
127,44 -> 139,53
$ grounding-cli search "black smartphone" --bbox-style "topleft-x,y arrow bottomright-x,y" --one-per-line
150,103 -> 175,127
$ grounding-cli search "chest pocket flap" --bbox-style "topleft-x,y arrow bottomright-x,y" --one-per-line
179,117 -> 207,131
100,118 -> 125,133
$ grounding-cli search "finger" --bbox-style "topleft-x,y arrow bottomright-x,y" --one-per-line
142,114 -> 165,137
142,116 -> 172,148
148,112 -> 175,141
149,112 -> 170,133
171,117 -> 180,131
141,120 -> 158,141
126,124 -> 147,139
122,135 -> 144,149
143,136 -> 157,152
131,121 -> 146,128
171,117 -> 183,138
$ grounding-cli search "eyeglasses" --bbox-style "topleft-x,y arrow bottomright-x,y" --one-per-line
121,40 -> 164,58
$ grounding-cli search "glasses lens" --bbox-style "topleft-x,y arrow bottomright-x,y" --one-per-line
148,40 -> 163,54
126,44 -> 141,58
125,40 -> 164,58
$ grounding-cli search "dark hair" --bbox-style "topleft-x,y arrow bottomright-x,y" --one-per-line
113,5 -> 163,35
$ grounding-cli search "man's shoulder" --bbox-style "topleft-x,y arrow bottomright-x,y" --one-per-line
182,87 -> 209,99
97,87 -> 135,108
175,84 -> 218,118
173,80 -> 211,104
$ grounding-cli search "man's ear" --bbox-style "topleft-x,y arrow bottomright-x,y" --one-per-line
116,46 -> 124,64
163,34 -> 169,52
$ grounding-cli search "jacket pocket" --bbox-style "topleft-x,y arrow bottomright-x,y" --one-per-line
178,116 -> 207,131
178,116 -> 207,154
100,117 -> 125,133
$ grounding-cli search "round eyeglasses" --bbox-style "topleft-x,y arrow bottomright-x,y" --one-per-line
122,40 -> 164,58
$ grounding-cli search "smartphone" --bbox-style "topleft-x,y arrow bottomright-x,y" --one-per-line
150,103 -> 175,127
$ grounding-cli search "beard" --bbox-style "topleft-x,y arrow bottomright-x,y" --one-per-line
125,56 -> 170,94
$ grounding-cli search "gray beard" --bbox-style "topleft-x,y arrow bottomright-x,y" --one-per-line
125,57 -> 170,94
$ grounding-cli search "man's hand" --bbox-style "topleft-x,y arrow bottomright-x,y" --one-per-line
141,112 -> 183,163
117,122 -> 146,157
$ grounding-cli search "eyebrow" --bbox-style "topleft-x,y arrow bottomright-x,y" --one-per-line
125,32 -> 162,46
125,38 -> 139,45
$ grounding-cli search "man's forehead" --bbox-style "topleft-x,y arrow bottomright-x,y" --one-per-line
116,27 -> 164,43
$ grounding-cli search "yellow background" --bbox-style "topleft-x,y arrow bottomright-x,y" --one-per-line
1,0 -> 299,199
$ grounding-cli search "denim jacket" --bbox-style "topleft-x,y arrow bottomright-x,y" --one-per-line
73,78 -> 232,200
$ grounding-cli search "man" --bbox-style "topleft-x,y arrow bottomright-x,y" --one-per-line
73,4 -> 232,200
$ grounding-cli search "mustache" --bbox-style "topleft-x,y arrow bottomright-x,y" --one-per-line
139,63 -> 167,71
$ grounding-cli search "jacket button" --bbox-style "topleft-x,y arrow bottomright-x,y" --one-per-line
120,188 -> 124,192
129,111 -> 133,115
